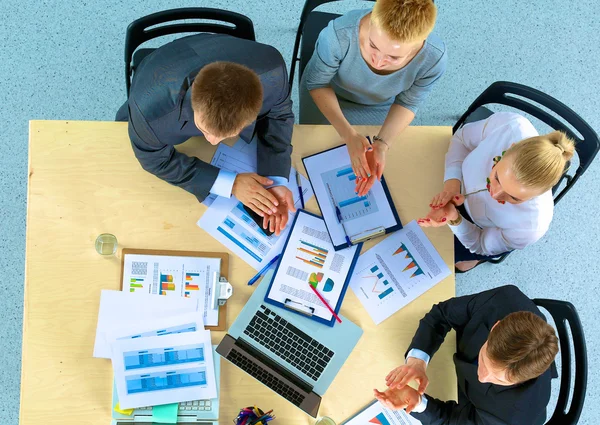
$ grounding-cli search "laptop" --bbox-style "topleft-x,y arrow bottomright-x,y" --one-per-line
217,269 -> 363,417
111,345 -> 220,425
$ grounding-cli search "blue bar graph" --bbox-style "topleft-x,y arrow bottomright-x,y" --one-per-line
348,174 -> 357,181
123,345 -> 205,370
377,272 -> 384,279
379,287 -> 394,299
118,324 -> 197,342
383,280 -> 389,286
126,367 -> 207,394
370,265 -> 379,273
339,196 -> 368,208
217,226 -> 262,262
336,167 -> 354,177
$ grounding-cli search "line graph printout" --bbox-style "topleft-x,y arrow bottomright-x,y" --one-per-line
266,211 -> 359,322
303,145 -> 398,248
341,400 -> 421,425
349,221 -> 450,325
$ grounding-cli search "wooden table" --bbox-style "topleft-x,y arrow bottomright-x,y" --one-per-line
22,121 -> 456,425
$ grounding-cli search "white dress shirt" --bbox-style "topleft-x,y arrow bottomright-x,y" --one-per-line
444,112 -> 554,256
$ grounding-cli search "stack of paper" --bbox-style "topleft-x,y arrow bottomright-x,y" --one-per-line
93,290 -> 218,409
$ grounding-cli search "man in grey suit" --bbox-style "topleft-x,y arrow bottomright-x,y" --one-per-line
117,33 -> 295,235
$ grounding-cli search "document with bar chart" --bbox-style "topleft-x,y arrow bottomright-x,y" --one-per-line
303,145 -> 401,250
122,254 -> 221,326
349,221 -> 450,325
111,330 -> 217,409
341,400 -> 421,425
264,210 -> 360,326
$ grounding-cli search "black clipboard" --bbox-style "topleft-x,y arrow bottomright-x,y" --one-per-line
263,209 -> 362,327
302,142 -> 402,251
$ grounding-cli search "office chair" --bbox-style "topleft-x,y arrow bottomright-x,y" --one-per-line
289,0 -> 375,90
533,298 -> 587,425
124,8 -> 256,95
454,81 -> 599,265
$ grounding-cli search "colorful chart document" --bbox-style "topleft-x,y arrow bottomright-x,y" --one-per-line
341,400 -> 421,425
198,140 -> 314,270
111,330 -> 217,409
93,290 -> 203,359
122,253 -> 221,326
265,210 -> 360,325
350,221 -> 451,325
303,145 -> 401,250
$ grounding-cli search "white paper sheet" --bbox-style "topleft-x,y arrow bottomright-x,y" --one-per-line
122,253 -> 221,326
111,330 -> 217,409
204,138 -> 313,208
341,400 -> 421,425
105,311 -> 204,347
266,211 -> 359,321
349,221 -> 451,325
93,290 -> 203,358
303,145 -> 398,248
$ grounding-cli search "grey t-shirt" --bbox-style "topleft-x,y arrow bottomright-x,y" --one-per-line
303,9 -> 447,114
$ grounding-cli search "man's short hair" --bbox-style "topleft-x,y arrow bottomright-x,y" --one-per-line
487,311 -> 559,383
371,0 -> 437,43
191,61 -> 263,136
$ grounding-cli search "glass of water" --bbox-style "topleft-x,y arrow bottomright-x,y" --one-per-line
315,417 -> 336,425
95,233 -> 118,255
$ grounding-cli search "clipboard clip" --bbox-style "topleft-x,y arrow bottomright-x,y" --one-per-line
350,226 -> 386,244
211,272 -> 233,309
283,298 -> 315,317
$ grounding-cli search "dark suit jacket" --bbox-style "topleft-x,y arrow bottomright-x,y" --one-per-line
117,33 -> 294,202
407,285 -> 553,425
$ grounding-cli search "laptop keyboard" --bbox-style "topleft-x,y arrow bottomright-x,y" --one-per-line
243,305 -> 335,381
227,349 -> 305,406
137,400 -> 212,411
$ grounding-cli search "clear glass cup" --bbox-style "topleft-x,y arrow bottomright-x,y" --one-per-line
315,417 -> 336,425
95,233 -> 118,255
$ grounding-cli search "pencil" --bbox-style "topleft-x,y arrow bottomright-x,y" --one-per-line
308,282 -> 342,323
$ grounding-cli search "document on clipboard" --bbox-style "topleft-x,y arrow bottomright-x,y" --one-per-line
264,210 -> 361,327
302,143 -> 402,251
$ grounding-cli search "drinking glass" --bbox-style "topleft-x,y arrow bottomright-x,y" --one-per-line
95,233 -> 118,255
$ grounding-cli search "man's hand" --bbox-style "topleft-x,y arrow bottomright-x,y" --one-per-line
385,358 -> 429,394
232,173 -> 279,217
345,131 -> 373,181
262,186 -> 297,236
418,202 -> 460,228
373,386 -> 422,414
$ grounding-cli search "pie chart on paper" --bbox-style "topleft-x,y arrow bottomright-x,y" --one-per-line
309,273 -> 335,292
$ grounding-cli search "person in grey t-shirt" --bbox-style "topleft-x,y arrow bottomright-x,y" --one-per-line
301,0 -> 447,196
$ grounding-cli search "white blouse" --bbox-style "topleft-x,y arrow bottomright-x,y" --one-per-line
444,112 -> 554,256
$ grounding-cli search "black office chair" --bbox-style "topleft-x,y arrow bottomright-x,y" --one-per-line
289,0 -> 375,90
454,81 -> 600,264
124,8 -> 256,95
533,298 -> 587,425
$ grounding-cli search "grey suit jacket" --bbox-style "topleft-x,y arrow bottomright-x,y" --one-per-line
118,33 -> 294,202
407,285 -> 554,425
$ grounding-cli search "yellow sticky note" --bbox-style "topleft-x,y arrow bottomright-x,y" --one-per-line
152,403 -> 179,424
114,402 -> 134,416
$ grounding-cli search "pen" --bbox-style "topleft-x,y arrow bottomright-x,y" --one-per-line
326,183 -> 352,246
296,169 -> 305,209
308,282 -> 342,323
248,254 -> 281,286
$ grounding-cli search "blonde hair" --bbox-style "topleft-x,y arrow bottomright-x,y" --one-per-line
371,0 -> 437,42
487,311 -> 559,383
191,62 -> 263,136
505,131 -> 575,192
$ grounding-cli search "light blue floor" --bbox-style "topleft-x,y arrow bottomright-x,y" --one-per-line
1,1 -> 598,424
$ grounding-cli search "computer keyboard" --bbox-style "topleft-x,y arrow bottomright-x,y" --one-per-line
243,305 -> 335,381
226,349 -> 305,406
137,400 -> 212,411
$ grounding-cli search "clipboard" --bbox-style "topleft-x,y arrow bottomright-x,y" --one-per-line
263,210 -> 362,327
120,248 -> 229,331
302,141 -> 402,251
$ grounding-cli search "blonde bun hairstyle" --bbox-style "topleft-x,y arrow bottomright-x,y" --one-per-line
505,131 -> 575,192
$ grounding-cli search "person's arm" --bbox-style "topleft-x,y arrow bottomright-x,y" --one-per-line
128,100 -> 220,202
411,394 -> 509,425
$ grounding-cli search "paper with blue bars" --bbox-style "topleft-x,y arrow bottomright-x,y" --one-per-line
111,329 -> 216,409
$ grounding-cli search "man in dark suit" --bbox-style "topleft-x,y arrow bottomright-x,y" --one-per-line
374,285 -> 559,425
116,33 -> 295,235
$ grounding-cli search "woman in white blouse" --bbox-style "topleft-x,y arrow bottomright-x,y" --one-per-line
418,112 -> 575,272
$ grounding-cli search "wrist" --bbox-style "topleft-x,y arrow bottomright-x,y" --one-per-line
448,213 -> 462,226
373,135 -> 390,150
341,127 -> 359,141
406,357 -> 427,370
443,179 -> 461,193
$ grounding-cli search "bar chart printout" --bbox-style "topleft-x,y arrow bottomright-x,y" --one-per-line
349,221 -> 451,325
